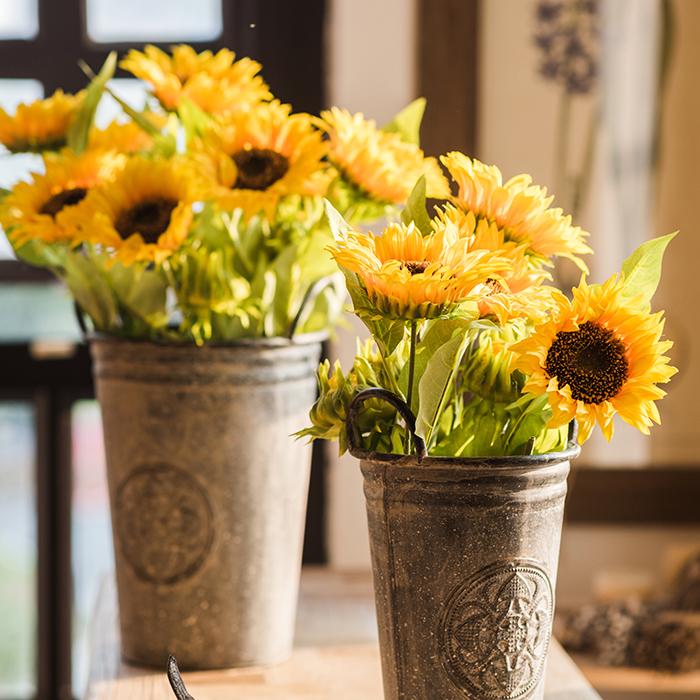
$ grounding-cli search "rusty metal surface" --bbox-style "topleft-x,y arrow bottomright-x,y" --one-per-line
358,452 -> 572,700
91,337 -> 321,670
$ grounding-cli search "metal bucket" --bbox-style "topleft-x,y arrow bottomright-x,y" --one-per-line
90,335 -> 322,669
347,389 -> 580,700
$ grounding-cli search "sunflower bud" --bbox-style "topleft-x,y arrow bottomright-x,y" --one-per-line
458,320 -> 526,403
299,341 -> 398,454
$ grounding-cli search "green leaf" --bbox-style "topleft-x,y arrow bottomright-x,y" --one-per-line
104,88 -> 162,137
103,86 -> 177,156
13,239 -> 66,269
400,175 -> 431,235
398,318 -> 466,412
534,424 -> 568,455
325,176 -> 395,225
61,252 -> 118,330
293,274 -> 346,335
382,97 -> 426,145
620,232 -> 677,307
178,98 -> 213,143
504,394 -> 551,454
375,319 -> 406,356
106,263 -> 168,328
192,203 -> 233,249
284,228 -> 344,335
68,53 -> 117,153
323,199 -> 353,240
339,267 -> 406,355
432,398 -> 507,457
415,331 -> 470,443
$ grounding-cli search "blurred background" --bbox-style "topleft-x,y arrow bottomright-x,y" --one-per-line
0,1 -> 698,699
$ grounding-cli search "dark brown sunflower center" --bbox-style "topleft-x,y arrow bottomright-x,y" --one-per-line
115,197 -> 178,243
483,277 -> 506,295
39,187 -> 88,217
545,321 -> 629,404
232,148 -> 289,190
402,260 -> 430,275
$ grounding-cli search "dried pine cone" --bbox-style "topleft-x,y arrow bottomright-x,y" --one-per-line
629,615 -> 700,672
672,552 -> 700,611
556,603 -> 600,653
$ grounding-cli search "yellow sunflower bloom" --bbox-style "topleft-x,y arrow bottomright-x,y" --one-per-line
441,152 -> 592,271
320,107 -> 449,205
88,121 -> 155,153
472,258 -> 555,323
191,101 -> 329,219
512,275 -> 677,443
0,90 -> 84,153
329,221 -> 509,319
121,45 -> 271,115
434,203 -> 555,322
68,157 -> 201,266
0,150 -> 125,247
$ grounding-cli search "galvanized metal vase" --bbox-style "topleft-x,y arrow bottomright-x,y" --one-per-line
90,335 -> 322,670
347,388 -> 580,700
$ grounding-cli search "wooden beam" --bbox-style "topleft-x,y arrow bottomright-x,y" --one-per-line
566,467 -> 700,524
417,0 -> 480,157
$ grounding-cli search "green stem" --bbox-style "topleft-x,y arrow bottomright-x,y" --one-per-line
405,320 -> 418,453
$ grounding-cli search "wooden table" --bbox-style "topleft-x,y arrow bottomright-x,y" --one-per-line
573,654 -> 700,700
86,568 -> 602,700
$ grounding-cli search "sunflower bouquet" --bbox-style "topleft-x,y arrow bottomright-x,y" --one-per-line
0,46 -> 443,343
301,154 -> 677,456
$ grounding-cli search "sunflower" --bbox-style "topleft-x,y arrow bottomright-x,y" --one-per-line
320,107 -> 449,205
69,157 -> 201,266
0,150 -> 125,247
512,275 -> 677,443
441,152 -> 592,271
88,121 -> 155,153
0,90 -> 84,153
121,45 -> 271,115
328,221 -> 509,319
191,101 -> 329,218
434,203 -> 555,322
472,258 -> 556,323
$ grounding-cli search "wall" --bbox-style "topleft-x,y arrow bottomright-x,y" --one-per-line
651,0 -> 700,464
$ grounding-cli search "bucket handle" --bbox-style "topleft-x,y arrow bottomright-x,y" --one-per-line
73,301 -> 89,340
287,275 -> 339,339
346,387 -> 428,459
167,656 -> 195,700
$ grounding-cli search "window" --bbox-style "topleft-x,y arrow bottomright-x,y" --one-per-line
0,1 -> 39,40
86,0 -> 222,43
0,2 -> 327,699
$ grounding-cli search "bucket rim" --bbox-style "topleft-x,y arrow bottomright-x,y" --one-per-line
87,330 -> 328,350
349,443 -> 580,469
